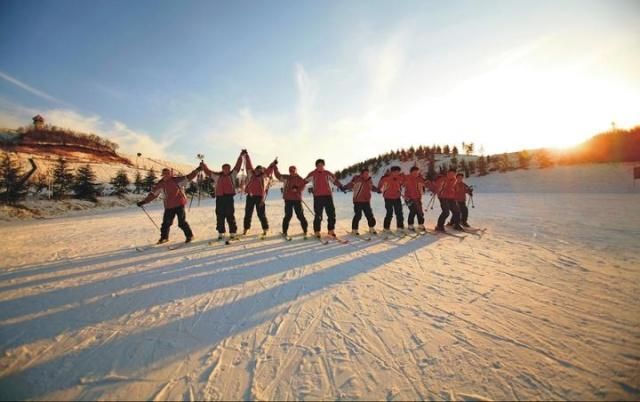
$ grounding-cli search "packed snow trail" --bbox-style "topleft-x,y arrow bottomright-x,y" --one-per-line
0,193 -> 639,400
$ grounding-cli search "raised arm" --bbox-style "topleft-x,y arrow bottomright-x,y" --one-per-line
231,151 -> 246,175
273,164 -> 286,181
137,181 -> 163,206
264,158 -> 277,176
185,166 -> 201,182
242,152 -> 253,173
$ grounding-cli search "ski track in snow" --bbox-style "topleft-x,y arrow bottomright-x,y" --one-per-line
0,193 -> 639,400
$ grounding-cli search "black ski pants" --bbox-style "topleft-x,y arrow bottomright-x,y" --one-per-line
161,205 -> 193,240
458,200 -> 469,224
352,202 -> 376,230
244,195 -> 269,231
313,195 -> 336,233
282,200 -> 308,234
216,194 -> 238,234
383,198 -> 404,229
407,199 -> 425,226
437,198 -> 460,229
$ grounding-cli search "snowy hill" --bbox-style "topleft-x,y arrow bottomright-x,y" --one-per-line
2,149 -> 194,185
338,157 -> 640,194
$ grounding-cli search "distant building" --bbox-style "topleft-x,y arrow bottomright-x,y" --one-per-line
32,115 -> 45,129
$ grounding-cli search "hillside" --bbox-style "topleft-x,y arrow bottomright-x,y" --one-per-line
0,119 -> 194,185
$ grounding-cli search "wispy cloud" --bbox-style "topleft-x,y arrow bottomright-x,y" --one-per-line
0,98 -> 173,159
0,70 -> 70,106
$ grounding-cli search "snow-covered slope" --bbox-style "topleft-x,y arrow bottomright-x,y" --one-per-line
1,150 -> 194,184
340,159 -> 640,194
0,193 -> 638,400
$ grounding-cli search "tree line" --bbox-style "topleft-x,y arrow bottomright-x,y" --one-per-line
0,155 -> 157,205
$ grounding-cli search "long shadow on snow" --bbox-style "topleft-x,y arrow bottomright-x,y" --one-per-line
0,236 -> 416,353
0,240 -> 340,348
0,233 -> 283,284
0,235 -> 434,400
0,236 -> 302,296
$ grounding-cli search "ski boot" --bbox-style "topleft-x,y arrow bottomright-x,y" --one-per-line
185,235 -> 194,243
157,238 -> 169,245
369,227 -> 378,235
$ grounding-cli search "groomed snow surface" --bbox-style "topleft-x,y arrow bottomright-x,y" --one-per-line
1,168 -> 640,400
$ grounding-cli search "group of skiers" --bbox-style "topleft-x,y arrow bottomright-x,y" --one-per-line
136,149 -> 473,244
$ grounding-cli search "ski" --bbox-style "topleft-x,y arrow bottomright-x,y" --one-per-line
344,232 -> 372,241
327,234 -> 349,244
314,235 -> 330,245
425,229 -> 467,240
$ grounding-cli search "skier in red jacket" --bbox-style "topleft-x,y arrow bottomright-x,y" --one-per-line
344,167 -> 378,235
274,164 -> 309,237
242,151 -> 277,236
448,173 -> 473,227
304,159 -> 345,237
137,166 -> 202,244
435,168 -> 463,231
377,166 -> 405,233
200,150 -> 245,240
404,166 -> 427,232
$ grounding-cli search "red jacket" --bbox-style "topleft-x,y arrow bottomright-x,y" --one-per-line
274,166 -> 307,201
304,169 -> 342,197
142,168 -> 199,209
345,175 -> 376,203
377,174 -> 404,200
244,154 -> 275,197
403,175 -> 426,200
454,182 -> 472,202
203,155 -> 243,196
438,176 -> 457,199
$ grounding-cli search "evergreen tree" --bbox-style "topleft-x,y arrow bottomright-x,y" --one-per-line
133,171 -> 144,194
52,157 -> 74,199
518,150 -> 532,169
435,145 -> 442,154
449,156 -> 458,171
477,156 -> 488,176
464,142 -> 475,155
536,149 -> 554,168
459,159 -> 469,177
499,153 -> 511,172
143,168 -> 157,192
452,146 -> 459,156
73,164 -> 98,202
443,145 -> 450,155
110,169 -> 130,196
33,173 -> 50,196
424,156 -> 435,180
468,160 -> 477,175
0,154 -> 28,204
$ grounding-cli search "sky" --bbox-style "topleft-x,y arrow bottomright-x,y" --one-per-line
0,0 -> 639,170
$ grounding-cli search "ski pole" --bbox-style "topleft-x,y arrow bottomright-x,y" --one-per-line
469,194 -> 475,208
301,199 -> 316,216
140,205 -> 160,230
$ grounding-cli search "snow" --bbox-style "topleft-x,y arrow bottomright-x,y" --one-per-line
1,176 -> 639,399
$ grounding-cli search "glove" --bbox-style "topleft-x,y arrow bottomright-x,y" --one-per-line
340,186 -> 347,194
136,201 -> 145,207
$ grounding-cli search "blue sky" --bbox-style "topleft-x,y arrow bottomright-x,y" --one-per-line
1,0 -> 639,169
